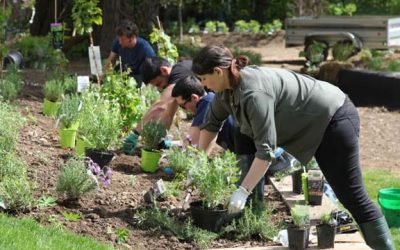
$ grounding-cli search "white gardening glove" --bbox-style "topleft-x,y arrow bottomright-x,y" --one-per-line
228,186 -> 250,214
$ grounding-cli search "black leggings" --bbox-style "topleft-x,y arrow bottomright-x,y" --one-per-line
315,97 -> 382,224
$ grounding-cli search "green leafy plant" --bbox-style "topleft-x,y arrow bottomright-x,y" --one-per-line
332,42 -> 356,61
116,228 -> 129,244
190,150 -> 240,209
328,2 -> 357,16
0,176 -> 35,211
216,21 -> 229,33
205,21 -> 216,33
62,211 -> 82,222
0,102 -> 25,153
141,120 -> 167,152
300,40 -> 328,66
234,20 -> 249,32
0,153 -> 27,180
140,84 -> 160,107
101,71 -> 144,131
136,207 -> 218,249
224,200 -> 281,240
0,67 -> 23,101
71,0 -> 102,37
43,79 -> 65,102
247,20 -> 261,33
57,94 -> 81,128
262,19 -> 282,35
387,60 -> 400,72
167,146 -> 196,176
150,27 -> 179,64
37,196 -> 57,209
290,205 -> 310,228
56,157 -> 97,200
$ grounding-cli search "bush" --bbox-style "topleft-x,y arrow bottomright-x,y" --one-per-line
0,153 -> 27,179
0,102 -> 25,152
167,146 -> 196,176
0,176 -> 35,211
141,120 -> 167,151
0,67 -> 23,101
43,79 -> 65,102
332,42 -> 356,61
57,94 -> 81,128
56,157 -> 97,200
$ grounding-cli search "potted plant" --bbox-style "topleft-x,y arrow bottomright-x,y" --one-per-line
84,97 -> 122,168
43,79 -> 65,117
287,205 -> 310,250
140,120 -> 167,173
189,150 -> 240,232
57,94 -> 81,148
316,212 -> 337,249
167,146 -> 195,177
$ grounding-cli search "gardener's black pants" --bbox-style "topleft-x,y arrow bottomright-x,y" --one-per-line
315,96 -> 382,224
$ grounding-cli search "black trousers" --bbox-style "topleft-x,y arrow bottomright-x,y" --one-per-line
315,97 -> 382,224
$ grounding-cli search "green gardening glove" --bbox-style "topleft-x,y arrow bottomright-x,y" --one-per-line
122,132 -> 139,155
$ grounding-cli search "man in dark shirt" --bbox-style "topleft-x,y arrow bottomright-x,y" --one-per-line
105,20 -> 155,86
122,57 -> 193,154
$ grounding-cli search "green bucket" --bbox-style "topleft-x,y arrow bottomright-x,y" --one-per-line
75,137 -> 92,156
378,188 -> 400,228
59,127 -> 77,149
43,98 -> 60,117
141,149 -> 161,173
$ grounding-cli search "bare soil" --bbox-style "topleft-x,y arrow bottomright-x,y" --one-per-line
9,32 -> 400,249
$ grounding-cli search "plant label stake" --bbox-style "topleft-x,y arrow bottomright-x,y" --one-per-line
88,46 -> 103,76
143,179 -> 166,204
77,75 -> 90,93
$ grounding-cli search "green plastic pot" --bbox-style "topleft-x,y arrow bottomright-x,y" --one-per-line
141,149 -> 161,173
59,127 -> 77,149
43,98 -> 60,117
75,137 -> 92,156
378,188 -> 400,228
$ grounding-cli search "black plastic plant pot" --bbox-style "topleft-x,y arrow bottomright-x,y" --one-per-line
190,200 -> 236,232
316,224 -> 336,249
292,169 -> 303,194
85,148 -> 114,168
287,224 -> 310,250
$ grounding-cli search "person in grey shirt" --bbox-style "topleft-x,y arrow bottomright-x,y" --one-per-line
192,45 -> 394,250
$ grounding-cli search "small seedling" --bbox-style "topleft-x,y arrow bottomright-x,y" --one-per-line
38,196 -> 57,209
128,175 -> 136,187
116,227 -> 129,244
62,211 -> 81,222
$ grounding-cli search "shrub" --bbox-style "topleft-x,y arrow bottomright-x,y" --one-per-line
56,157 -> 97,200
167,146 -> 195,176
43,79 -> 65,102
0,102 -> 25,152
190,150 -> 240,209
205,21 -> 216,33
234,20 -> 249,32
0,153 -> 27,179
0,67 -> 23,101
290,205 -> 310,228
0,176 -> 35,211
332,42 -> 356,61
57,94 -> 81,128
141,120 -> 167,152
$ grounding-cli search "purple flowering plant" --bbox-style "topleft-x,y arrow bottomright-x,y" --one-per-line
85,158 -> 113,187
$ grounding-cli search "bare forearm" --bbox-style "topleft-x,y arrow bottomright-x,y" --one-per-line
240,157 -> 270,192
198,129 -> 218,152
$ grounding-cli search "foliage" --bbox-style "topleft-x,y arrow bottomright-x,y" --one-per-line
190,150 -> 240,209
290,205 -> 310,228
136,207 -> 218,249
319,212 -> 337,226
0,176 -> 35,212
231,47 -> 262,65
234,20 -> 249,32
205,21 -> 216,33
176,43 -> 201,59
167,146 -> 196,176
0,153 -> 27,180
300,41 -> 328,66
37,196 -> 57,209
327,2 -> 357,16
56,157 -> 97,200
247,20 -> 261,33
224,200 -> 281,240
101,71 -> 144,131
57,94 -> 81,128
116,228 -> 129,244
216,21 -> 229,33
387,60 -> 400,72
141,120 -> 167,151
43,79 -> 65,102
0,67 -> 23,101
332,41 -> 356,61
78,91 -> 122,151
262,19 -> 282,35
62,212 -> 82,222
0,213 -> 116,250
71,0 -> 102,36
0,101 -> 25,153
150,27 -> 179,64
140,84 -> 160,107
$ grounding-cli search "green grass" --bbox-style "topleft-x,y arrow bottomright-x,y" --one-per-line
0,213 -> 115,250
363,169 -> 400,248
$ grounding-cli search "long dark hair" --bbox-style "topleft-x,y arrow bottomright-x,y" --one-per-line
192,45 -> 250,86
